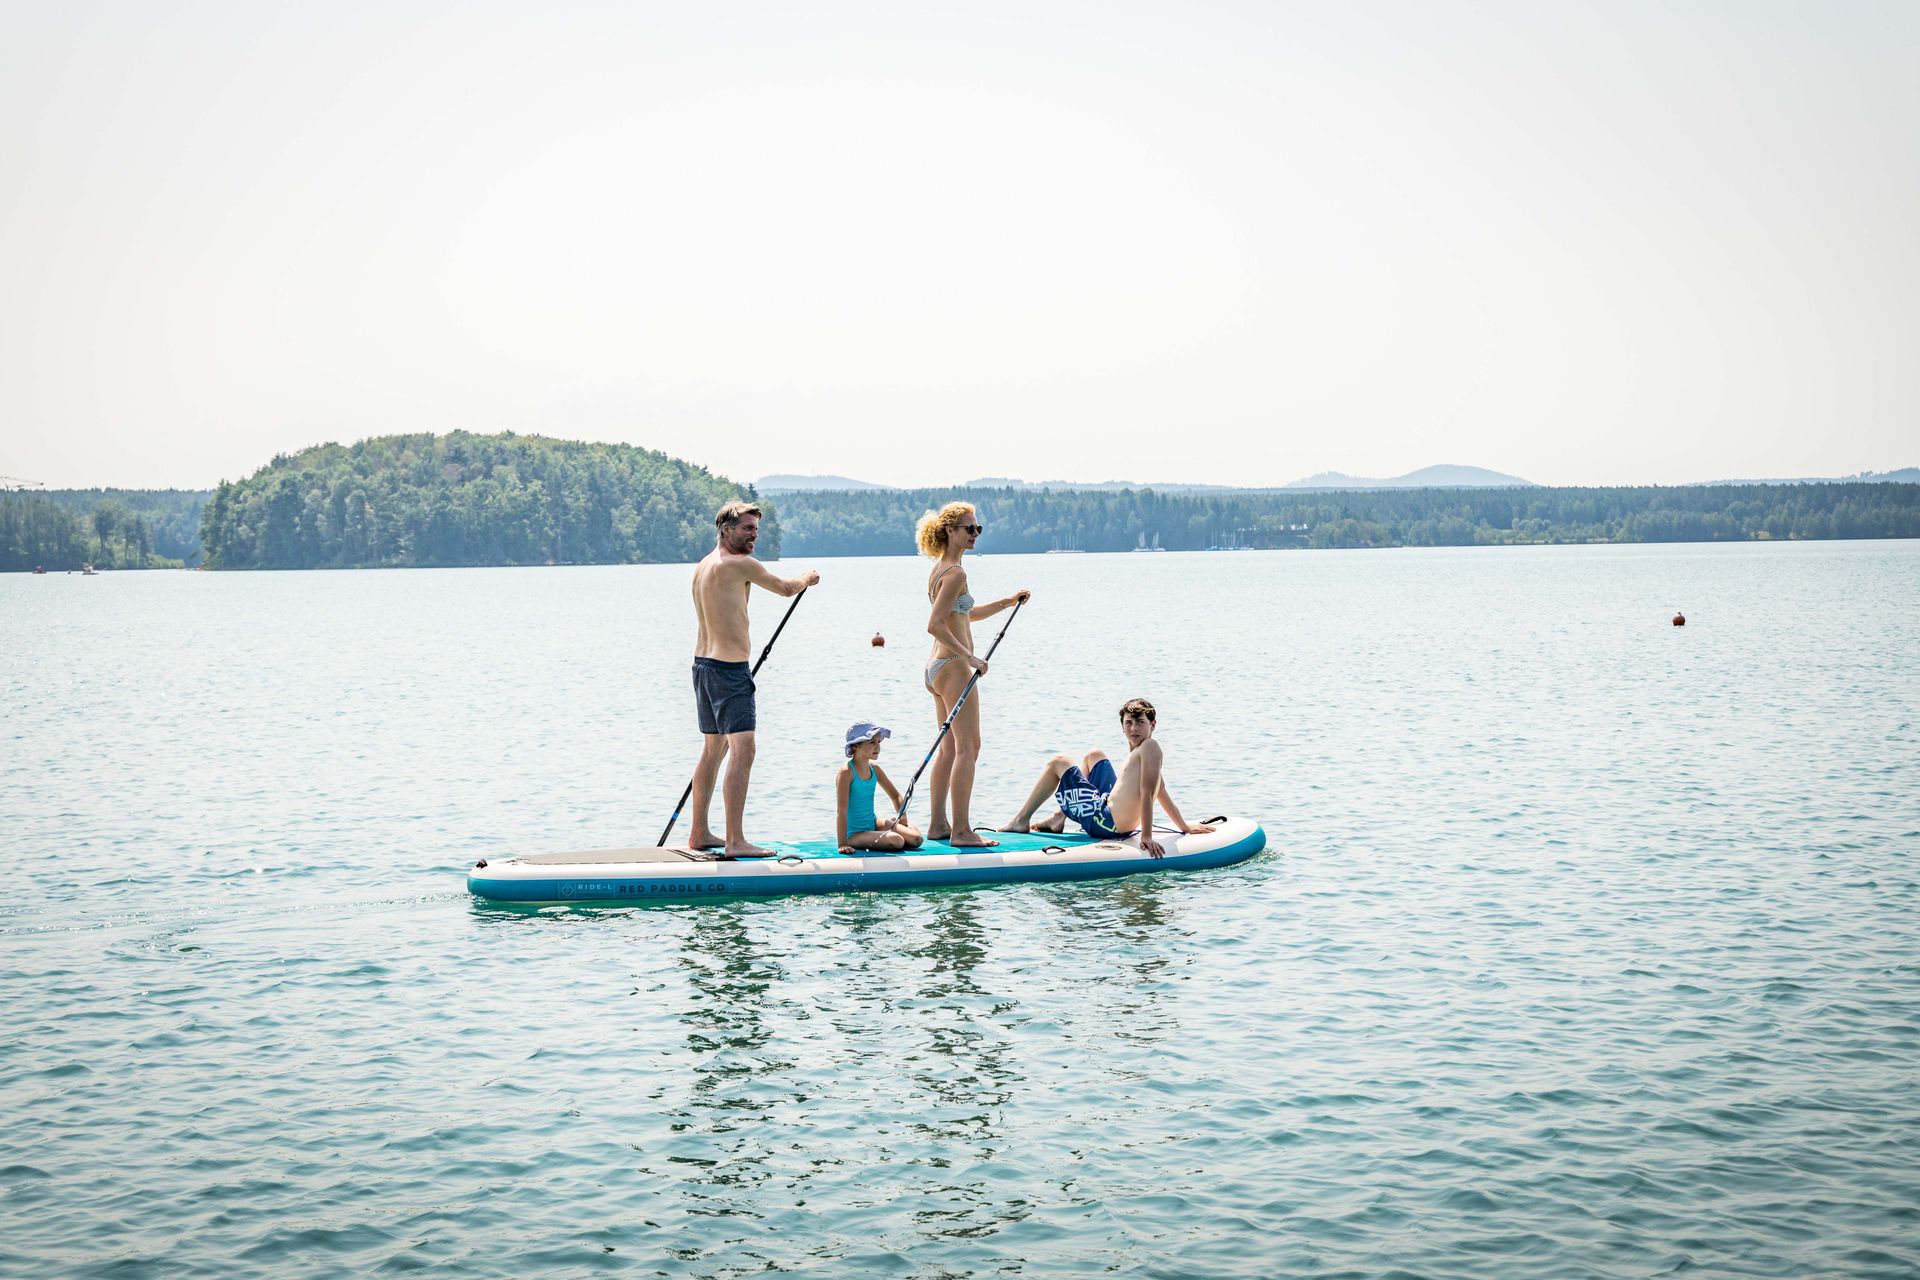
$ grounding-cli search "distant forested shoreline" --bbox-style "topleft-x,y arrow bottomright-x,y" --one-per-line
5,434 -> 1917,572
773,482 -> 1920,555
1,490 -> 202,572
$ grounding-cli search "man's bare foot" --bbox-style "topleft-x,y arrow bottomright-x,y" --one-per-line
722,841 -> 771,858
688,830 -> 725,850
1002,818 -> 1032,833
1038,811 -> 1066,833
949,834 -> 999,849
927,827 -> 951,842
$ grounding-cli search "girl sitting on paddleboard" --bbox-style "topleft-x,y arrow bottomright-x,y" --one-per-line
917,501 -> 1030,848
836,722 -> 924,854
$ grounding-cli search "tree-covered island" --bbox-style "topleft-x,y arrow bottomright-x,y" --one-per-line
197,432 -> 775,569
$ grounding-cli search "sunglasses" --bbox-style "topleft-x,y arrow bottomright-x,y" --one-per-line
962,523 -> 984,535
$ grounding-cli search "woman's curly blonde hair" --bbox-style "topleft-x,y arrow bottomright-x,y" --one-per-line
915,502 -> 976,558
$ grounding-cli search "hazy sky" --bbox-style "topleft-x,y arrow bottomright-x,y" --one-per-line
3,1 -> 1915,490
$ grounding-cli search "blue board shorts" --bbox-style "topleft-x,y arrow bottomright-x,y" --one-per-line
1055,758 -> 1131,839
692,658 -> 755,735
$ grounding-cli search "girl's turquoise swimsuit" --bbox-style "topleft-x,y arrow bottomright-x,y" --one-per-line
845,762 -> 879,840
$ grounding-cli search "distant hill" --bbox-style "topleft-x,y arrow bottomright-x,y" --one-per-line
1285,465 -> 1535,490
757,473 -> 892,492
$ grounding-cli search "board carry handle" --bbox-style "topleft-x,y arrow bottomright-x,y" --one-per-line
656,587 -> 809,847
895,596 -> 1026,820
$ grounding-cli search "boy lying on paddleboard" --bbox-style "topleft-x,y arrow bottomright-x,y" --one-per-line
836,722 -> 926,855
1002,698 -> 1214,857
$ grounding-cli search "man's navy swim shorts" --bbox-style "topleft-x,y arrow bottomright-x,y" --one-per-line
692,657 -> 756,735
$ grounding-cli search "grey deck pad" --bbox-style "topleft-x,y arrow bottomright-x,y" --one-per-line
511,847 -> 718,865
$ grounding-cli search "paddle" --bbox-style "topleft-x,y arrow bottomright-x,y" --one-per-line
656,588 -> 808,847
895,596 -> 1026,824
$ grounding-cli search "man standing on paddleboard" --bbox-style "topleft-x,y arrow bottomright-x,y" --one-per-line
686,500 -> 819,856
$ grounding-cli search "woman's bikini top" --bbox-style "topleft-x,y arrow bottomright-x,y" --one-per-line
929,565 -> 974,615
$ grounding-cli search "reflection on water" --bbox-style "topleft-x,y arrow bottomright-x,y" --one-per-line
660,906 -> 795,1222
458,873 -> 1237,1275
1047,877 -> 1186,1050
901,896 -> 1022,1246
676,906 -> 788,1101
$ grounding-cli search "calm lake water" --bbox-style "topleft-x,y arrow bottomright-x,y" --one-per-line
3,541 -> 1917,1278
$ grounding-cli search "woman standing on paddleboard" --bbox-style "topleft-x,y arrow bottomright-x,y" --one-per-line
918,502 -> 1030,847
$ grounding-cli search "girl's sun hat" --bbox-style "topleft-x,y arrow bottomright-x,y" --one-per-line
845,722 -> 891,756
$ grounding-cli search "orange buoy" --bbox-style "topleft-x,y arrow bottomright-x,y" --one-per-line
1672,612 -> 1686,626
871,632 -> 885,647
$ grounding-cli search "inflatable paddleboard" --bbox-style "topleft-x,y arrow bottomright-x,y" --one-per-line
467,816 -> 1266,903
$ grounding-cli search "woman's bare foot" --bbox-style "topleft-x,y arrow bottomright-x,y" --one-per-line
927,828 -> 952,842
1001,819 -> 1031,833
688,828 -> 723,850
949,833 -> 999,848
722,841 -> 771,858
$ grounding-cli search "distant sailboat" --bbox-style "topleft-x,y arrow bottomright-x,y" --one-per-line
1131,532 -> 1166,553
1046,530 -> 1086,554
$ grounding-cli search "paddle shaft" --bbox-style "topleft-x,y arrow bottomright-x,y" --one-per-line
896,597 -> 1025,821
657,587 -> 808,846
